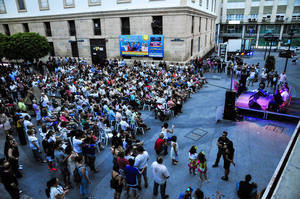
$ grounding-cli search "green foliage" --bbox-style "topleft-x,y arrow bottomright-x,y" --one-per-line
0,33 -> 8,60
265,55 -> 276,72
5,32 -> 50,62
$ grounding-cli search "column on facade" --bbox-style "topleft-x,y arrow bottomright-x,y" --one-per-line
257,0 -> 265,22
244,0 -> 252,23
278,24 -> 284,48
242,25 -> 246,39
270,0 -> 279,23
222,0 -> 227,23
256,25 -> 261,48
285,0 -> 295,22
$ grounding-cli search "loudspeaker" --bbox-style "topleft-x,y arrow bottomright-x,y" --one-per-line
223,91 -> 237,120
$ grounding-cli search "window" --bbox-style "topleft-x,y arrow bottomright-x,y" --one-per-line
93,19 -> 101,35
199,0 -> 202,6
16,0 -> 26,12
71,42 -> 79,57
191,39 -> 193,56
211,19 -> 213,31
206,0 -> 209,10
191,0 -> 195,3
44,22 -> 52,36
23,23 -> 29,32
121,17 -> 130,35
152,16 -> 163,35
0,0 -> 6,14
206,18 -> 208,31
117,0 -> 131,3
64,0 -> 74,8
38,0 -> 49,10
88,0 -> 101,6
214,0 -> 216,12
68,20 -> 76,36
3,24 -> 10,36
49,42 -> 55,56
199,17 -> 201,32
205,35 -> 207,46
191,16 -> 194,34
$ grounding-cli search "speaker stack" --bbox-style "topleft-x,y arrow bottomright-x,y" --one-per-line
223,90 -> 237,120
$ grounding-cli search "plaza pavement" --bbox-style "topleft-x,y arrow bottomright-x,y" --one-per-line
0,50 -> 299,199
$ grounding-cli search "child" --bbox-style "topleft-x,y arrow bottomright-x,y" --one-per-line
170,136 -> 179,165
197,151 -> 208,182
188,146 -> 198,175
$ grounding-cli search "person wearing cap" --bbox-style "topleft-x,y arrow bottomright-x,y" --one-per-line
151,156 -> 170,199
134,146 -> 149,190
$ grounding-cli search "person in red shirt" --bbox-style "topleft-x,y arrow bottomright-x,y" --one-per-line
154,133 -> 167,156
117,151 -> 129,178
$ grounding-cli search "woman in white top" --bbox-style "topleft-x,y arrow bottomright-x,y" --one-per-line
46,177 -> 68,199
161,122 -> 174,141
170,136 -> 179,165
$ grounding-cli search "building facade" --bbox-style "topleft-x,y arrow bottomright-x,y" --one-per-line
215,0 -> 300,48
0,0 -> 217,63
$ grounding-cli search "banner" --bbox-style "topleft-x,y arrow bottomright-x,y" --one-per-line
120,35 -> 163,58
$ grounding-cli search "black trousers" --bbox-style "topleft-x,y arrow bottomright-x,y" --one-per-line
214,149 -> 224,166
4,184 -> 20,199
86,156 -> 96,171
153,181 -> 167,199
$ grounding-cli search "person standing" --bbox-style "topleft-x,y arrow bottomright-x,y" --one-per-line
7,139 -> 22,178
188,146 -> 198,175
221,142 -> 235,181
134,146 -> 149,189
111,164 -> 124,199
154,133 -> 167,156
170,136 -> 179,165
76,156 -> 90,199
212,131 -> 231,168
237,174 -> 257,199
197,152 -> 208,183
45,177 -> 69,199
151,156 -> 170,199
124,158 -> 141,199
0,160 -> 21,199
16,116 -> 27,145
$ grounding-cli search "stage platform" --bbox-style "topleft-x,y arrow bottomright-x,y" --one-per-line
236,92 -> 300,121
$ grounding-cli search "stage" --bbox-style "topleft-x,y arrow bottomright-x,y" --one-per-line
236,91 -> 300,121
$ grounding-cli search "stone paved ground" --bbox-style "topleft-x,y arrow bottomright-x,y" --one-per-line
0,50 -> 298,199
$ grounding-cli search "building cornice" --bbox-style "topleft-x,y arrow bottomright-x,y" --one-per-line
0,6 -> 216,23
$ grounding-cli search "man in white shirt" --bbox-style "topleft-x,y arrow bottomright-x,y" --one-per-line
281,88 -> 290,106
120,118 -> 130,131
72,135 -> 83,155
151,157 -> 170,199
134,146 -> 149,189
23,116 -> 33,132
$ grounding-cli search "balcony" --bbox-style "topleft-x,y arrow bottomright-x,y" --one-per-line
291,15 -> 300,22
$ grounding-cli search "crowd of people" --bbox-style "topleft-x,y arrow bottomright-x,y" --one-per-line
0,56 -> 209,199
0,54 -> 273,199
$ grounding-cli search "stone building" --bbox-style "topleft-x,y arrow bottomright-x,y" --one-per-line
0,0 -> 217,63
215,0 -> 300,48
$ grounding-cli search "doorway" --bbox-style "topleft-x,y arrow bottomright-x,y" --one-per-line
90,39 -> 107,65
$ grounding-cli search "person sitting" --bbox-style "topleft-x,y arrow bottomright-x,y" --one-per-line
237,174 -> 257,199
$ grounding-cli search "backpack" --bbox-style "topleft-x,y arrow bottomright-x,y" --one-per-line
73,166 -> 82,183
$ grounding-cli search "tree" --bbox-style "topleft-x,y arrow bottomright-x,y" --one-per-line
264,55 -> 275,72
6,32 -> 50,62
0,33 -> 8,64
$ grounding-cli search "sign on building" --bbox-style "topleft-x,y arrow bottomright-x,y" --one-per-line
119,35 -> 164,58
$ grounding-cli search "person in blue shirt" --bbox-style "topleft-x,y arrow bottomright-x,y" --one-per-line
179,186 -> 193,199
125,158 -> 142,199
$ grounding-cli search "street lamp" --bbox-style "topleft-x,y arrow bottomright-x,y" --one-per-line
284,29 -> 295,73
263,32 -> 279,60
